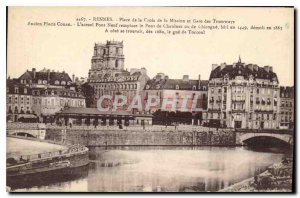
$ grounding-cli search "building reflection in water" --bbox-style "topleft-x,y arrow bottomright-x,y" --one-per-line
86,146 -> 285,192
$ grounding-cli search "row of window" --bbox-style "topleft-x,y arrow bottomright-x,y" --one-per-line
20,79 -> 71,86
95,83 -> 138,90
32,90 -> 82,98
145,84 -> 207,91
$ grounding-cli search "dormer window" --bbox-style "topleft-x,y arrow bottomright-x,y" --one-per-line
146,85 -> 150,89
55,80 -> 60,85
38,80 -> 42,84
43,80 -> 47,84
192,85 -> 196,90
61,81 -> 66,85
176,85 -> 179,90
203,86 -> 206,91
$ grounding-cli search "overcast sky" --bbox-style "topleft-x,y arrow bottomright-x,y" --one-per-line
7,7 -> 294,86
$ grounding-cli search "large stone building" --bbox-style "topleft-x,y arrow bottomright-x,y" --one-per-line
279,86 -> 294,129
88,41 -> 149,110
7,68 -> 86,122
207,58 -> 280,129
143,73 -> 208,125
7,79 -> 33,122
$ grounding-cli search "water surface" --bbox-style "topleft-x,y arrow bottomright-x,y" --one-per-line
13,146 -> 288,192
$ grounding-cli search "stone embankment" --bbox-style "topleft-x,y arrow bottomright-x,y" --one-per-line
45,125 -> 236,146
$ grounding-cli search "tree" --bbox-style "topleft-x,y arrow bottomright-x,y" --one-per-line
81,83 -> 96,108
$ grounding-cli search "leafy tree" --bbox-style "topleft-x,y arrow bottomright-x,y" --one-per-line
81,83 -> 96,108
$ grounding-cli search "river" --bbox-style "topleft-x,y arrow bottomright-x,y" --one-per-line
12,146 -> 290,192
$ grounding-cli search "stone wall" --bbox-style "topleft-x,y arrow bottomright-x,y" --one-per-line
46,128 -> 236,146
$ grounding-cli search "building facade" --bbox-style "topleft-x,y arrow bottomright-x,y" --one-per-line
207,58 -> 280,129
7,79 -> 33,122
279,86 -> 294,129
7,68 -> 86,122
31,88 -> 85,122
143,73 -> 208,125
88,41 -> 149,110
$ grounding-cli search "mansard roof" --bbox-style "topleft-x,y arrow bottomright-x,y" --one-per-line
209,62 -> 278,82
19,68 -> 72,84
280,86 -> 294,98
145,78 -> 208,91
6,79 -> 31,95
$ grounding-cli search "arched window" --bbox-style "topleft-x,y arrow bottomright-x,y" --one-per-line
176,85 -> 179,90
192,85 -> 196,90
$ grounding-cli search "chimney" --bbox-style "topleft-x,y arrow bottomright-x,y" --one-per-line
220,62 -> 226,70
32,68 -> 36,79
198,74 -> 201,89
212,64 -> 218,71
269,66 -> 273,72
264,66 -> 270,72
183,75 -> 189,81
72,74 -> 75,82
247,64 -> 253,71
47,69 -> 50,82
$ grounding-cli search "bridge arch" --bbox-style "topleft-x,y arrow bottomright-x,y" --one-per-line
11,132 -> 36,138
237,132 -> 293,146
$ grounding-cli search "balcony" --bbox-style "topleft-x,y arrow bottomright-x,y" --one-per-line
254,109 -> 274,113
208,108 -> 221,112
216,99 -> 222,103
232,99 -> 245,103
231,109 -> 246,113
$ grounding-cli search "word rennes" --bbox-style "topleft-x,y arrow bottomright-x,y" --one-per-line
97,94 -> 203,112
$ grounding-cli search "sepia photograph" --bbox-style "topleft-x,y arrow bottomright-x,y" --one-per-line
5,6 -> 294,192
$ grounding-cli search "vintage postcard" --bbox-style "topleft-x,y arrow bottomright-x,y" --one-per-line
6,7 -> 294,192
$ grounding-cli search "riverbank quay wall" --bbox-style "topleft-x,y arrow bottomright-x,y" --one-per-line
7,135 -> 89,172
45,126 -> 236,146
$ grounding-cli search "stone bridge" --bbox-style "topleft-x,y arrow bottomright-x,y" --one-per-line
236,132 -> 293,146
6,123 -> 46,140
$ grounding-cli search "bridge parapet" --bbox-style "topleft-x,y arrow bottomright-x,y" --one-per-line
7,123 -> 46,130
7,123 -> 46,140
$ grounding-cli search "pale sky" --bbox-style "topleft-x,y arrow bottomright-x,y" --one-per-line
7,7 -> 294,86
